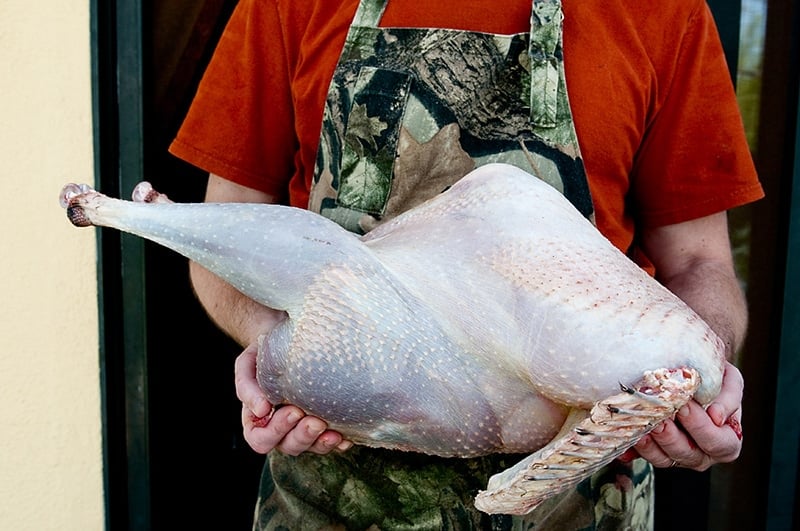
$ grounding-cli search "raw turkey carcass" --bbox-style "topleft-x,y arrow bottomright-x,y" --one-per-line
59,163 -> 725,515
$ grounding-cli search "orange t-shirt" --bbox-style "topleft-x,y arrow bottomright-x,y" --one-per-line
169,0 -> 764,253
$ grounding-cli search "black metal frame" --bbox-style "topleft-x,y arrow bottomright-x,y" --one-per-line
765,6 -> 800,527
91,0 -> 150,528
766,87 -> 800,529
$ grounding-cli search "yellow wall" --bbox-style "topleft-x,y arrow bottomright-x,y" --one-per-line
0,2 -> 104,530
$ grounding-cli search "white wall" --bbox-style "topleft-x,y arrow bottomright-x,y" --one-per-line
0,2 -> 104,529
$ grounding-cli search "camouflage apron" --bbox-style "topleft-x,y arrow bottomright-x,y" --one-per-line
254,0 -> 654,528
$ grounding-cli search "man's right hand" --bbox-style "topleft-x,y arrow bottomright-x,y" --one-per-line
235,343 -> 352,456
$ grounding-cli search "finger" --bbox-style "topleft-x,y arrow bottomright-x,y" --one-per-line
648,404 -> 741,470
635,413 -> 710,470
677,365 -> 744,452
676,402 -> 742,462
234,345 -> 273,418
647,415 -> 714,470
242,402 -> 353,455
306,431 -> 351,455
705,362 -> 744,428
633,429 -> 673,469
616,447 -> 640,463
270,409 -> 351,455
274,413 -> 330,456
242,405 -> 272,454
242,404 -> 306,454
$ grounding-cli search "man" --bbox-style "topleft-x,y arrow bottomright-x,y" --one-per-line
170,0 -> 764,527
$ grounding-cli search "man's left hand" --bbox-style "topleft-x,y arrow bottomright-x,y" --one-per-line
628,361 -> 743,470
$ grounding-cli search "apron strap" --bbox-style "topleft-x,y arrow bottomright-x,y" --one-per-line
350,0 -> 389,28
529,0 -> 564,128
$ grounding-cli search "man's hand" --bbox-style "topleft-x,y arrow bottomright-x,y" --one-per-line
630,212 -> 747,470
626,361 -> 743,470
235,343 -> 352,456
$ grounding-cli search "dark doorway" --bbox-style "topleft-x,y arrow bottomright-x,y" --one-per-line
94,1 -> 263,529
144,3 -> 265,531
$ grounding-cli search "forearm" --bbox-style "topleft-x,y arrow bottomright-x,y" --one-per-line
658,258 -> 747,361
188,173 -> 286,346
641,212 -> 748,361
190,260 -> 285,347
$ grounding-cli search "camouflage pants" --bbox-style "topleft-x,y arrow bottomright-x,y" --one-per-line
252,446 -> 654,531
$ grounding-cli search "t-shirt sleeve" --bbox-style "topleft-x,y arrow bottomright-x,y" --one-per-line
630,1 -> 763,228
168,0 -> 296,198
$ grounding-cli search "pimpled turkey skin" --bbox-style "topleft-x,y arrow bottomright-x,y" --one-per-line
60,163 -> 725,459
